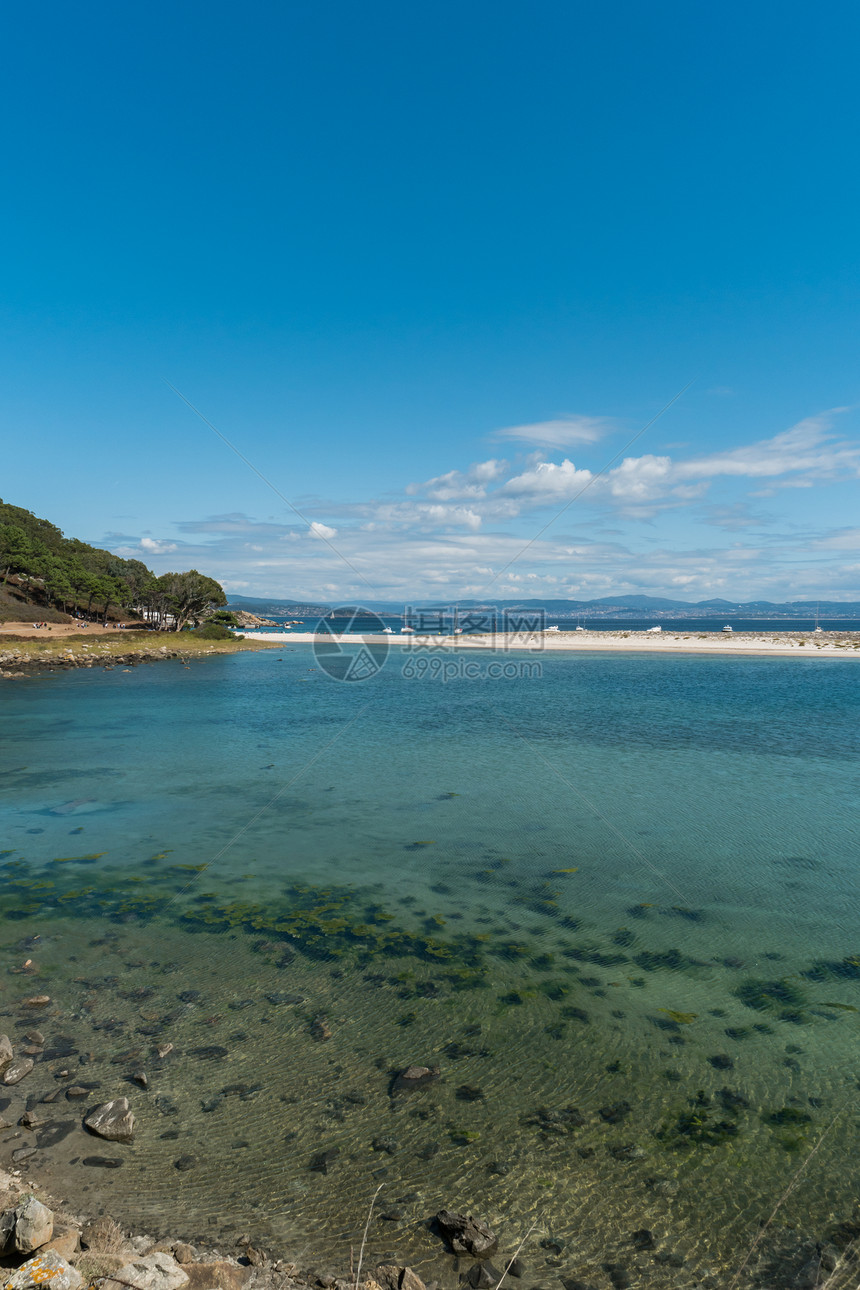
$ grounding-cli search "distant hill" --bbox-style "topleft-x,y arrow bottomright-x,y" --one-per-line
226,591 -> 860,620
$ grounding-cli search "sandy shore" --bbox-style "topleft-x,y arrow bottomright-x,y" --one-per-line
0,621 -> 135,637
236,628 -> 860,658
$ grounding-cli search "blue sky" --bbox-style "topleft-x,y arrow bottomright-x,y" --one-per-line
3,0 -> 860,602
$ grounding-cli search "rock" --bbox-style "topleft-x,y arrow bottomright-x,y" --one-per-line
84,1098 -> 135,1143
434,1211 -> 497,1258
182,1263 -> 251,1290
507,1259 -> 525,1278
461,1263 -> 501,1288
82,1155 -> 124,1168
22,996 -> 51,1008
173,1245 -> 196,1265
372,1136 -> 399,1155
19,1111 -> 42,1128
13,1196 -> 54,1253
709,1053 -> 734,1070
310,1017 -> 332,1041
103,1252 -> 189,1290
598,1100 -> 631,1123
309,1148 -> 339,1174
23,1031 -> 44,1045
66,1086 -> 90,1099
40,1222 -> 80,1262
376,1268 -> 425,1290
631,1229 -> 654,1251
265,993 -> 304,1006
4,1058 -> 35,1085
132,1072 -> 149,1088
392,1065 -> 440,1093
156,1044 -> 174,1059
174,1155 -> 198,1171
4,1250 -> 82,1290
11,1147 -> 37,1164
0,1034 -> 13,1072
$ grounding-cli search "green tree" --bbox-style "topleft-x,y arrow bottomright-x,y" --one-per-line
158,570 -> 227,631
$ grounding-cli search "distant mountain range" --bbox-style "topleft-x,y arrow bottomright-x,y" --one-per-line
226,593 -> 860,619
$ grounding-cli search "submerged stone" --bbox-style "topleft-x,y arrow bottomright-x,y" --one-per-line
84,1098 -> 135,1143
434,1211 -> 497,1257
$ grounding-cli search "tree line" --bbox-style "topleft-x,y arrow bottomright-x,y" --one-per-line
0,499 -> 226,629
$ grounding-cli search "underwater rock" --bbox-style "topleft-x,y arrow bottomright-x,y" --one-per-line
456,1085 -> 484,1102
434,1211 -> 497,1257
630,1229 -> 654,1251
461,1262 -> 501,1288
309,1147 -> 340,1174
0,1034 -> 13,1072
11,1147 -> 38,1164
372,1136 -> 399,1154
599,1100 -> 631,1124
310,1017 -> 332,1041
81,1156 -> 123,1168
526,1106 -> 586,1136
174,1155 -> 198,1171
66,1086 -> 90,1099
708,1054 -> 734,1070
3,1058 -> 34,1085
392,1065 -> 440,1093
5,1250 -> 82,1290
84,1098 -> 135,1144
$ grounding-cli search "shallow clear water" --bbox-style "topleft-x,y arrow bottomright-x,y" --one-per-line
1,646 -> 859,1287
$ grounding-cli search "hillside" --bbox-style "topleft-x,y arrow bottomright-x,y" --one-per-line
0,499 -> 226,628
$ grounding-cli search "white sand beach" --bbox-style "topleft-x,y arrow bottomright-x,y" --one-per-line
237,628 -> 860,657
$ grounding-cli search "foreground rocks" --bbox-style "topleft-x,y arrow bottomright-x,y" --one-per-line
5,1249 -> 82,1290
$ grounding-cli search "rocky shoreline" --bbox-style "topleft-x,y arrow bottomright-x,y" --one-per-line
0,639 -> 274,680
0,1158 -> 496,1290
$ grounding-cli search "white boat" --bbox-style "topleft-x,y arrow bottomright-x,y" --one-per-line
722,624 -> 733,634
545,624 -> 560,633
383,627 -> 393,634
575,625 -> 585,632
647,625 -> 662,634
400,626 -> 415,634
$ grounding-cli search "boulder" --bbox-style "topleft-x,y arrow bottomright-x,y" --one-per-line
3,1058 -> 34,1085
0,1034 -> 13,1072
103,1252 -> 189,1290
4,1250 -> 83,1290
13,1195 -> 54,1253
84,1098 -> 135,1143
434,1212 -> 497,1258
40,1222 -> 81,1262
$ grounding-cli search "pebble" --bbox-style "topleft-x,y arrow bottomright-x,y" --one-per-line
174,1155 -> 198,1172
84,1097 -> 135,1143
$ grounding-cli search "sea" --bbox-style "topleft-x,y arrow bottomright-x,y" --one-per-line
1,638 -> 859,1286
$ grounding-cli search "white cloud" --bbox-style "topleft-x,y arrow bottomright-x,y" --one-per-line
492,415 -> 613,448
140,537 -> 178,554
407,459 -> 507,501
308,521 -> 338,540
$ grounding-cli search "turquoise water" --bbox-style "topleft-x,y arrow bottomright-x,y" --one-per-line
1,646 -> 859,1285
